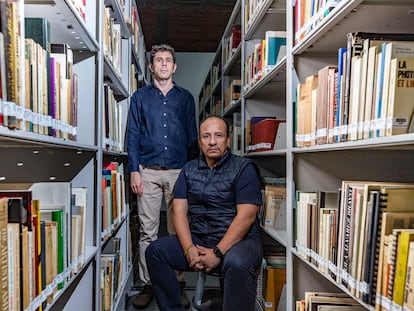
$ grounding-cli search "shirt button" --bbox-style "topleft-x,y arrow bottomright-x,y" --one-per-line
163,124 -> 166,127
163,102 -> 166,105
164,147 -> 168,150
163,113 -> 166,116
164,135 -> 167,138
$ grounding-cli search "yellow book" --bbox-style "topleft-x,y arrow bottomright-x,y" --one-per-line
404,242 -> 414,309
393,230 -> 414,306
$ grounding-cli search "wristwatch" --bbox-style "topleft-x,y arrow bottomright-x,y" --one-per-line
213,246 -> 224,260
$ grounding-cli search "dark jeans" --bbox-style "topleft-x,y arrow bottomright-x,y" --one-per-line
146,234 -> 263,311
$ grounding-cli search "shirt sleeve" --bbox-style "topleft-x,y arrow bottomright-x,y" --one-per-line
173,169 -> 188,199
126,91 -> 141,173
235,163 -> 263,206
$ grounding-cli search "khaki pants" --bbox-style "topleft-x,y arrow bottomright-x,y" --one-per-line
137,167 -> 183,284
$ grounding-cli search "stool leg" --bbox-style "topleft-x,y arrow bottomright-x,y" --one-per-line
191,272 -> 212,311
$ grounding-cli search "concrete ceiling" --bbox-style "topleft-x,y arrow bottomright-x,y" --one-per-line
135,0 -> 237,52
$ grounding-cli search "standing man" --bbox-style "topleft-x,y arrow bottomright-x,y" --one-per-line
146,116 -> 263,311
127,44 -> 199,309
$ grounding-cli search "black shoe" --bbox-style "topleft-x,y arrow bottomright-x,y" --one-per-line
180,281 -> 190,309
132,285 -> 153,309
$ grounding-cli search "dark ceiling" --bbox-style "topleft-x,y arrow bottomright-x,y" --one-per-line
135,0 -> 237,52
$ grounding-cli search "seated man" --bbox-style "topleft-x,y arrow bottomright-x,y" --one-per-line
146,115 -> 263,311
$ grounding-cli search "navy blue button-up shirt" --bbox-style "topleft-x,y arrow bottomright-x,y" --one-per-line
126,83 -> 199,173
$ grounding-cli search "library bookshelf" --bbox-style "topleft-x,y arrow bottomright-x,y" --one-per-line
198,0 -> 414,310
0,0 -> 148,310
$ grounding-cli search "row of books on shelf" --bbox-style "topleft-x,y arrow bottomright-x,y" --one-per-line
296,292 -> 366,311
211,63 -> 221,88
101,162 -> 127,241
212,98 -> 222,117
244,0 -> 272,34
295,181 -> 414,310
0,182 -> 87,311
246,117 -> 286,152
224,79 -> 241,109
103,6 -> 123,76
223,25 -> 241,66
100,237 -> 123,311
243,31 -> 286,93
102,84 -> 125,152
295,32 -> 414,147
294,0 -> 339,46
229,112 -> 242,153
0,14 -> 78,141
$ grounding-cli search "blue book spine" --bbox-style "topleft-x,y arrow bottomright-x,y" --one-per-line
375,42 -> 387,137
336,47 -> 347,142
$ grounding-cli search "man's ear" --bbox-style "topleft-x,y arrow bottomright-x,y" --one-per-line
172,63 -> 177,73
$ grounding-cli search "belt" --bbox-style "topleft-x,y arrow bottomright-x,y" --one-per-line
142,165 -> 170,170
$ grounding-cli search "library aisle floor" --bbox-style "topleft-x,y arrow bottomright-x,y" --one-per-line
126,212 -> 222,310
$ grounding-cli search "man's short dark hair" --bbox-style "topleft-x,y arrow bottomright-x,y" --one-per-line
200,115 -> 230,137
150,44 -> 176,64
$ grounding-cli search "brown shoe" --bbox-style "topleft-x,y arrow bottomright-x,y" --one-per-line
132,285 -> 153,309
180,281 -> 190,309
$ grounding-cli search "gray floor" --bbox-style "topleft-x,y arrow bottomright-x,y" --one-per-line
125,272 -> 222,311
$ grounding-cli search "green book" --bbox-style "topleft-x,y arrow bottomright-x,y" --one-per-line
51,210 -> 65,289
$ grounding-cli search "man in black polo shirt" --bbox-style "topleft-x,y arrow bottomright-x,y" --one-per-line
146,116 -> 263,311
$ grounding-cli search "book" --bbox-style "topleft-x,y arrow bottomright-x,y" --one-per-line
72,187 -> 87,265
335,47 -> 347,142
0,1 -> 22,129
39,220 -> 47,310
347,56 -> 362,141
375,210 -> 414,311
44,221 -> 58,303
378,41 -> 414,137
263,184 -> 286,229
317,191 -> 339,274
386,57 -> 414,136
0,32 -> 7,117
25,17 -> 51,135
40,208 -> 65,289
392,230 -> 414,306
7,223 -> 20,311
316,65 -> 337,145
361,189 -> 380,304
21,225 -> 30,309
265,31 -> 286,67
303,75 -> 318,146
362,45 -> 379,139
404,241 -> 414,309
305,292 -> 360,311
0,198 -> 8,311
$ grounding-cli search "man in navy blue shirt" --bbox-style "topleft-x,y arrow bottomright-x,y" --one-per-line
146,116 -> 263,311
127,44 -> 199,309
